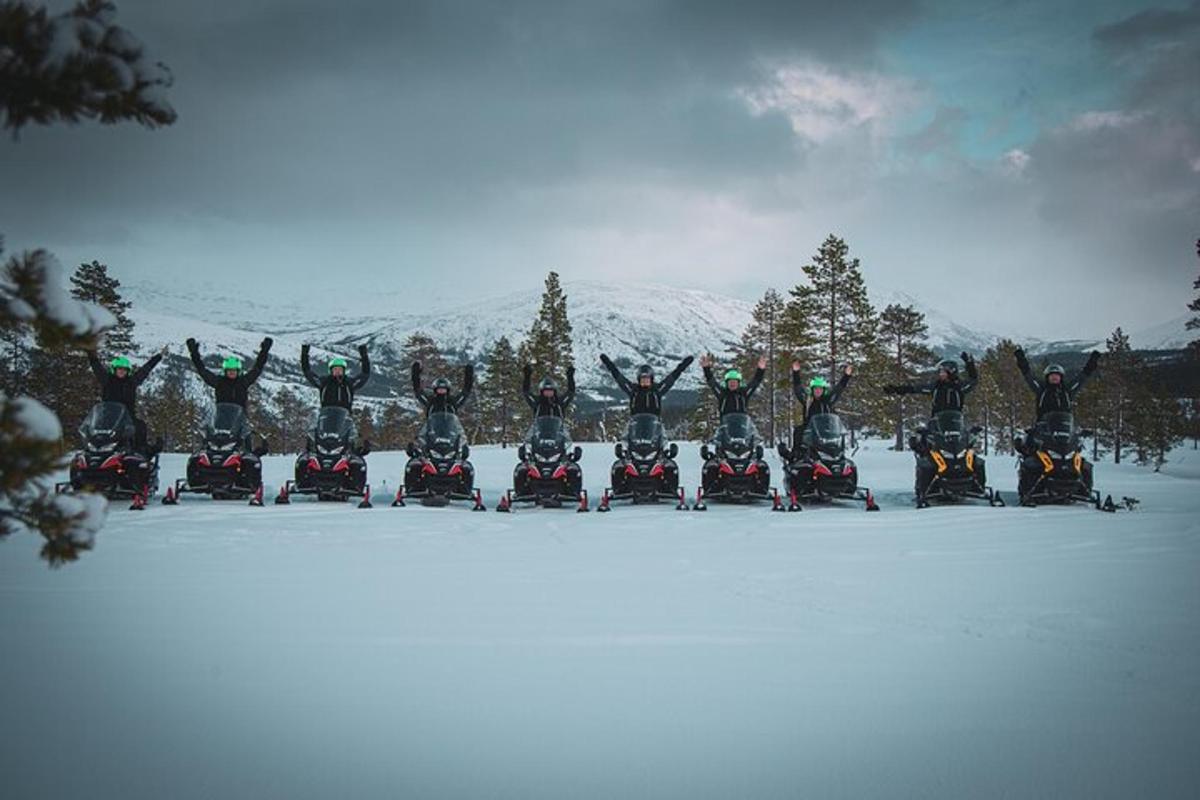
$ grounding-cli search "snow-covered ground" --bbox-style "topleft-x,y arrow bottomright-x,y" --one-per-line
3,442 -> 1199,799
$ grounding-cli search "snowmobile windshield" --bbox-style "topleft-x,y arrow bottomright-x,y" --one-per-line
805,413 -> 846,454
79,402 -> 133,446
206,403 -> 249,447
625,413 -> 664,457
716,413 -> 758,458
527,416 -> 570,461
928,410 -> 968,453
314,407 -> 354,443
420,412 -> 465,457
1037,412 -> 1079,454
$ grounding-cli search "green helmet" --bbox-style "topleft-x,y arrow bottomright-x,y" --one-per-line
109,356 -> 131,373
328,357 -> 348,373
809,376 -> 830,390
222,356 -> 243,372
724,369 -> 743,383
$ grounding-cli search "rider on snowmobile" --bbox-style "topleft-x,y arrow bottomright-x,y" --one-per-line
780,363 -> 853,461
883,353 -> 978,415
85,346 -> 166,451
1012,348 -> 1101,455
412,361 -> 474,416
186,337 -> 272,409
523,364 -> 576,418
700,353 -> 765,417
1015,348 -> 1100,420
599,353 -> 693,416
301,343 -> 371,409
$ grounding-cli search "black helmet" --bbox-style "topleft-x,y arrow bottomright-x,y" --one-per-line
937,359 -> 959,376
539,377 -> 558,394
1043,363 -> 1065,379
636,364 -> 654,382
433,377 -> 451,395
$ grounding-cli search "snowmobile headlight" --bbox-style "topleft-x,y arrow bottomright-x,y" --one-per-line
536,452 -> 558,463
941,449 -> 958,459
94,441 -> 117,453
213,441 -> 236,452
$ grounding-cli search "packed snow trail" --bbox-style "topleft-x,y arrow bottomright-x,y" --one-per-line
2,442 -> 1198,799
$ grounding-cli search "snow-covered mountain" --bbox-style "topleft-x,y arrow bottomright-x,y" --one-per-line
121,280 -> 1193,406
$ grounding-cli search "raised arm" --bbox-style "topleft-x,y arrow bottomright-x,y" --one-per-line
1013,348 -> 1040,394
522,364 -> 537,409
86,349 -> 106,383
560,366 -> 576,412
791,365 -> 805,401
702,365 -> 722,398
455,364 -> 474,408
828,367 -> 852,407
186,339 -> 220,387
300,344 -> 322,388
411,362 -> 429,407
658,355 -> 693,396
351,345 -> 371,390
744,365 -> 765,399
959,352 -> 978,395
599,354 -> 633,396
1068,351 -> 1101,398
133,351 -> 164,384
244,337 -> 273,384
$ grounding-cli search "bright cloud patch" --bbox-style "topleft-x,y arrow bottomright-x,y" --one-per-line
738,61 -> 919,143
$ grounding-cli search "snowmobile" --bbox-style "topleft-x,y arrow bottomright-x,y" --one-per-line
57,401 -> 160,509
394,411 -> 484,510
694,412 -> 781,511
1015,412 -> 1118,510
162,403 -> 268,506
275,406 -> 372,507
911,410 -> 1003,508
497,416 -> 587,511
597,413 -> 688,511
778,413 -> 879,512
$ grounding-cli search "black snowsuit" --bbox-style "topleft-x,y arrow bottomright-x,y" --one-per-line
187,338 -> 271,408
301,344 -> 370,410
703,365 -> 764,417
412,363 -> 474,416
86,350 -> 162,449
793,371 -> 851,423
600,355 -> 692,416
887,359 -> 978,416
523,366 -> 575,418
1016,350 -> 1099,419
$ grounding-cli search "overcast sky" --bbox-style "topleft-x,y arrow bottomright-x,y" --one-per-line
2,0 -> 1197,338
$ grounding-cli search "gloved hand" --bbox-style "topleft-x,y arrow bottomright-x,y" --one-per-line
261,337 -> 273,351
358,344 -> 369,359
566,365 -> 576,378
1014,348 -> 1029,372
186,337 -> 198,351
1085,350 -> 1101,372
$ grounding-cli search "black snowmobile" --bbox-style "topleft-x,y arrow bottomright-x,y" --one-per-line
395,411 -> 484,510
778,413 -> 879,512
694,412 -> 780,510
498,416 -> 587,511
163,403 -> 268,506
276,406 -> 372,507
598,413 -> 687,511
911,410 -> 1003,508
57,401 -> 160,509
1016,412 -> 1117,510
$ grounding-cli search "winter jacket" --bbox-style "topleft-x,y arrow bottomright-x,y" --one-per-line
86,350 -> 162,416
301,344 -> 370,410
1016,349 -> 1099,419
703,365 -> 765,417
187,338 -> 271,408
600,355 -> 692,416
523,365 -> 575,418
794,371 -> 851,422
886,357 -> 978,415
412,363 -> 474,416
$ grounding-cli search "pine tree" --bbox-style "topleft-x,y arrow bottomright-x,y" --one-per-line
1188,238 -> 1200,357
401,331 -> 448,377
974,339 -> 1028,455
878,304 -> 935,449
733,289 -> 788,443
477,336 -> 524,446
355,406 -> 377,447
375,400 -> 419,451
1127,382 -> 1185,470
140,357 -> 202,452
71,260 -> 135,354
519,271 -> 574,384
1,2 -> 174,564
1077,328 -> 1139,463
780,235 -> 877,381
270,385 -> 314,454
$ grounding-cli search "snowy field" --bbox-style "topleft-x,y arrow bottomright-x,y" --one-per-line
3,441 -> 1199,799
